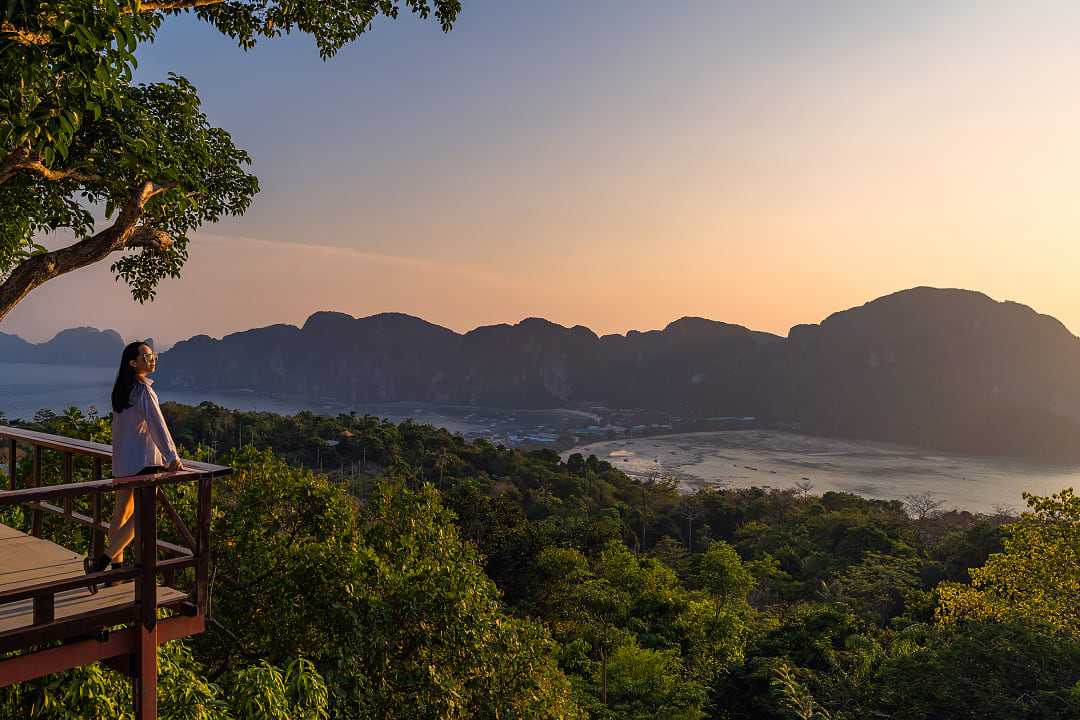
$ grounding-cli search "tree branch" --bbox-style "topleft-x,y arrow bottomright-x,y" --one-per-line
130,0 -> 228,12
0,151 -> 105,186
146,182 -> 177,199
126,226 -> 175,251
0,181 -> 154,322
2,1 -> 229,44
0,20 -> 51,46
18,160 -> 105,185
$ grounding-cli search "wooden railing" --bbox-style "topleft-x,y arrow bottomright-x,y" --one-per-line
0,425 -> 230,720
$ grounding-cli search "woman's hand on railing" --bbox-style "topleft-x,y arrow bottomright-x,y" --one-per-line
167,458 -> 185,472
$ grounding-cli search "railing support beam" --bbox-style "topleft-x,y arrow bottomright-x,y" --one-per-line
134,484 -> 158,719
92,457 -> 104,559
7,439 -> 15,491
30,446 -> 42,536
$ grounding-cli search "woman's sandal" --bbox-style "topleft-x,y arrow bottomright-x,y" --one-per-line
82,553 -> 110,595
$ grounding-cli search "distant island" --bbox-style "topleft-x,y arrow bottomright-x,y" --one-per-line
0,327 -> 126,366
6,287 -> 1080,461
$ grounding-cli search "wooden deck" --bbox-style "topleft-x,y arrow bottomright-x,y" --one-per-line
0,425 -> 230,719
0,523 -> 185,635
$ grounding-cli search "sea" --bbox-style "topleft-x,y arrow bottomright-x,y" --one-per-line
0,362 -> 593,446
4,362 -> 1075,514
566,430 -> 1080,515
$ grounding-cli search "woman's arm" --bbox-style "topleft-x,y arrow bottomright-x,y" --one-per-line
140,386 -> 183,470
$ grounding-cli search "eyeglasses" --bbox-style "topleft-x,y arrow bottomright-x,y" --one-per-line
140,352 -> 156,362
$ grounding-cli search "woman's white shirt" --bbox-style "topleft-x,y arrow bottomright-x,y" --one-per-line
111,376 -> 179,477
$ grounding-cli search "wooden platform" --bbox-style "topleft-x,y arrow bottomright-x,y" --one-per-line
0,426 -> 227,718
0,523 -> 185,634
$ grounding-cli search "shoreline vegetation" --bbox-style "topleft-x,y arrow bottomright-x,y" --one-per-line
0,402 -> 1076,718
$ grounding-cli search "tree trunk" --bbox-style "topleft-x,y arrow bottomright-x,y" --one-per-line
0,181 -> 152,322
600,645 -> 608,706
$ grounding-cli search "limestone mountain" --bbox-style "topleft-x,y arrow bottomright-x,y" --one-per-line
781,287 -> 1080,459
149,287 -> 1080,460
0,327 -> 124,365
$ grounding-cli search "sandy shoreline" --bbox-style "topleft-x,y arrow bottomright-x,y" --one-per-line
565,430 -> 1080,514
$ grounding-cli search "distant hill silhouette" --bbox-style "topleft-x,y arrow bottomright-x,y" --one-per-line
0,327 -> 125,366
152,287 -> 1080,460
780,288 -> 1080,459
158,311 -> 785,417
15,288 -> 1080,460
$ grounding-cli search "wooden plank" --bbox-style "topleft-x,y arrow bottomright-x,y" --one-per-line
158,612 -> 204,643
0,583 -> 186,634
0,524 -> 180,602
0,566 -> 139,605
0,525 -> 83,591
157,556 -> 197,573
0,427 -> 113,459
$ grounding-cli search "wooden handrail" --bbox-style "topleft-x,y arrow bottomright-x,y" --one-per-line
0,471 -> 204,506
0,424 -> 230,505
0,426 -> 227,475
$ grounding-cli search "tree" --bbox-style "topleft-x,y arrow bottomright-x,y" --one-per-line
792,480 -> 815,499
936,488 -> 1080,638
698,540 -> 755,604
198,447 -> 582,719
603,643 -> 708,720
903,491 -> 944,521
534,546 -> 632,709
871,622 -> 1080,720
770,663 -> 833,720
0,0 -> 461,319
826,551 -> 924,627
680,495 -> 704,554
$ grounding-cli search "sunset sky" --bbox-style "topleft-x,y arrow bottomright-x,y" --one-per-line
5,1 -> 1080,348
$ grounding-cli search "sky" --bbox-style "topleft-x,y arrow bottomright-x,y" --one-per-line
5,1 -> 1080,348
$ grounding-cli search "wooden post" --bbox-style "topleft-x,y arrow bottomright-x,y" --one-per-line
30,446 -> 42,537
133,484 -> 158,719
32,593 -> 54,626
91,458 -> 104,559
7,438 -> 15,491
195,475 -> 211,613
62,453 -> 73,519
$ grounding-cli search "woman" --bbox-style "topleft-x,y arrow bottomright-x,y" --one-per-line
84,341 -> 184,579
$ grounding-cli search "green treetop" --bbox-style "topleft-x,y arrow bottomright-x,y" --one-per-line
936,487 -> 1080,638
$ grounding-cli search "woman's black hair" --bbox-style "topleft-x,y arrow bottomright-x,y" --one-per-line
112,341 -> 148,413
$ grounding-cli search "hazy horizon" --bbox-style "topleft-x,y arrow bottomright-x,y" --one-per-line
5,1 -> 1080,347
7,284 -> 1073,350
